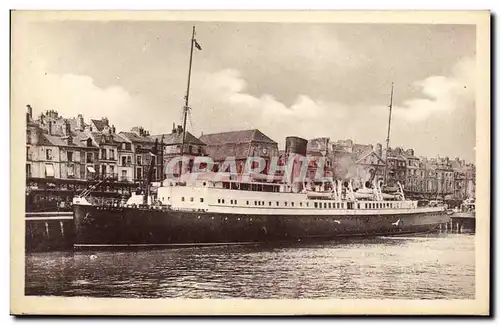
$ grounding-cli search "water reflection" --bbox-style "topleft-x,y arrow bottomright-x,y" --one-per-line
26,234 -> 475,299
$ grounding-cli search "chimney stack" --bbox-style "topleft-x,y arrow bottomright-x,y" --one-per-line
177,125 -> 183,134
172,123 -> 176,134
76,114 -> 84,131
111,125 -> 116,134
26,104 -> 33,123
64,119 -> 71,136
48,121 -> 53,135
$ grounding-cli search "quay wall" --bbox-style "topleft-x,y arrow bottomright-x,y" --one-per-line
25,212 -> 74,252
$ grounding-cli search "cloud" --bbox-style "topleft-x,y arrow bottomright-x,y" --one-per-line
16,57 -> 149,131
392,57 -> 475,122
191,69 -> 349,144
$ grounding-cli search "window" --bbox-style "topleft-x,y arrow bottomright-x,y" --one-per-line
254,200 -> 258,205
300,202 -> 303,207
291,202 -> 295,207
181,197 -> 185,202
200,198 -> 204,203
125,143 -> 131,150
269,201 -> 272,206
284,202 -> 288,207
67,164 -> 74,177
328,203 -> 332,208
109,165 -> 114,176
246,201 -> 249,205
222,199 -> 225,204
314,202 -> 318,208
101,148 -> 107,160
86,152 -> 94,163
276,201 -> 279,206
234,200 -> 237,204
136,167 -> 142,180
86,139 -> 92,147
218,199 -> 221,203
121,170 -> 127,180
190,197 -> 194,202
122,143 -> 126,150
67,151 -> 73,162
137,155 -> 142,165
122,156 -> 127,166
46,149 -> 53,160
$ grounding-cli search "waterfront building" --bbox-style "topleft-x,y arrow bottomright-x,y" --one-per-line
199,129 -> 278,177
150,123 -> 206,178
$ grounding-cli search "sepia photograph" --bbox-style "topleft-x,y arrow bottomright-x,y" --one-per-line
10,10 -> 490,315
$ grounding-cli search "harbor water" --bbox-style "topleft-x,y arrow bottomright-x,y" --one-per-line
25,233 -> 474,299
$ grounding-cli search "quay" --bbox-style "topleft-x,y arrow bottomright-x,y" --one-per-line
25,212 -> 74,252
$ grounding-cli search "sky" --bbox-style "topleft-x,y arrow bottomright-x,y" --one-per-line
14,20 -> 476,162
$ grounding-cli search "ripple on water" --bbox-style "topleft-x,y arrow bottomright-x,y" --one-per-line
25,234 -> 475,299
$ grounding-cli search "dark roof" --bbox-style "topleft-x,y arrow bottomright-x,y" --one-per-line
204,143 -> 252,161
39,133 -> 85,148
90,119 -> 108,131
91,132 -> 124,145
150,131 -> 205,146
200,129 -> 277,146
119,131 -> 155,144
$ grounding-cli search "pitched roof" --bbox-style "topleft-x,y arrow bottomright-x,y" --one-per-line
355,149 -> 385,164
91,132 -> 124,145
200,129 -> 277,146
204,143 -> 252,161
39,133 -> 85,148
90,119 -> 108,131
150,131 -> 205,146
119,131 -> 155,144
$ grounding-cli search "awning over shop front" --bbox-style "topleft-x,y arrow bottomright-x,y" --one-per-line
87,166 -> 96,173
45,164 -> 55,177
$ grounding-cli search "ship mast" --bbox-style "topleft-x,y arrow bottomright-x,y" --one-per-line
180,26 -> 196,175
383,82 -> 394,184
160,135 -> 164,182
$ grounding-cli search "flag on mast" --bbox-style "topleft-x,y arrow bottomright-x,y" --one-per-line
194,39 -> 202,51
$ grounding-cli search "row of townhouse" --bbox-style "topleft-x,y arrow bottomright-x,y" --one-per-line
25,106 -> 206,183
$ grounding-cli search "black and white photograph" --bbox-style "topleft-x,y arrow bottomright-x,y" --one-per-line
10,10 -> 490,315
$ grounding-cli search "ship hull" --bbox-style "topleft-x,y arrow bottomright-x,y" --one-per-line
73,205 -> 451,249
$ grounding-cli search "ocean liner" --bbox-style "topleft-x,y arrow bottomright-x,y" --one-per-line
71,26 -> 450,249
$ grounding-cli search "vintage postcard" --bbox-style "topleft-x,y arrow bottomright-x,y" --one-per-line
10,10 -> 490,315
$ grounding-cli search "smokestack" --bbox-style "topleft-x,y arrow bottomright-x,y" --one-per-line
285,136 -> 308,192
